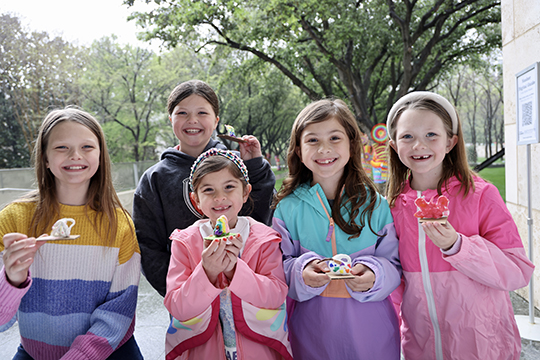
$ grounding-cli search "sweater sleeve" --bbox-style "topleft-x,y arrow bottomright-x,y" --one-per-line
349,222 -> 402,302
272,208 -> 325,302
241,157 -> 276,226
164,230 -> 222,321
0,205 -> 32,330
61,221 -> 141,360
133,173 -> 170,297
443,184 -> 534,291
228,239 -> 288,309
0,266 -> 31,330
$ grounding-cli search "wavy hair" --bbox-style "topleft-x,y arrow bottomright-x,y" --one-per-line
273,98 -> 379,238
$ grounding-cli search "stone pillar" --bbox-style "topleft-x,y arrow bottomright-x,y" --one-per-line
502,0 -> 540,308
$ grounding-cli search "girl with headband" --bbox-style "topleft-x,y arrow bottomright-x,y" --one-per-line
164,149 -> 292,360
386,91 -> 534,359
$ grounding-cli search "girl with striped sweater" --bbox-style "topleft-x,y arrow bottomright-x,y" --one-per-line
0,108 -> 142,359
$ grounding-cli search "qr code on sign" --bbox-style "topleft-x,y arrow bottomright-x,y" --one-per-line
522,101 -> 532,126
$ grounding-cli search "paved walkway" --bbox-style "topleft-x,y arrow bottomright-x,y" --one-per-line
1,275 -> 539,359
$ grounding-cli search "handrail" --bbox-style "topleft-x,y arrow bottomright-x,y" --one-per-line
473,148 -> 505,172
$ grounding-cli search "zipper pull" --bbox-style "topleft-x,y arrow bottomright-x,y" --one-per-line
325,218 -> 334,242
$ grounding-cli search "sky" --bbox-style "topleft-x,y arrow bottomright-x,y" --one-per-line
0,0 -> 159,49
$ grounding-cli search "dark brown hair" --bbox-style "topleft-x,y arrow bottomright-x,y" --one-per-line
385,98 -> 475,207
168,80 -> 219,117
191,155 -> 253,213
274,98 -> 380,238
23,107 -> 130,245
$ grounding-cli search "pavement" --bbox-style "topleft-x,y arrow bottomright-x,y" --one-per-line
1,276 -> 539,359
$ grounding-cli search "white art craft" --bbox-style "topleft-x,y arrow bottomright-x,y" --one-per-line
51,218 -> 76,237
37,218 -> 80,241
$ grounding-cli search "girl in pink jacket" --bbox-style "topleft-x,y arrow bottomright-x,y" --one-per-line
164,149 -> 292,360
386,91 -> 534,360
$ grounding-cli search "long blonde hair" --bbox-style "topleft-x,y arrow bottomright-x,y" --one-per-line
385,97 -> 475,207
274,98 -> 379,238
23,107 -> 130,245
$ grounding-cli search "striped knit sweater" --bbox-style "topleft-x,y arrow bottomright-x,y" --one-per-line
0,201 -> 141,360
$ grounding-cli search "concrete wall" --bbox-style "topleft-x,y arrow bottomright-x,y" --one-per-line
502,0 -> 540,308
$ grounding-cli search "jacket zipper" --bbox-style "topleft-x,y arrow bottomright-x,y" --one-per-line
417,191 -> 443,360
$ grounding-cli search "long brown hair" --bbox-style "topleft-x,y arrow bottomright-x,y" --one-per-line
23,107 -> 130,245
385,98 -> 475,207
273,98 -> 380,238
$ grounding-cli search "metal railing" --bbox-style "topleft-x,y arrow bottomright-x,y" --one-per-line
0,160 -> 158,192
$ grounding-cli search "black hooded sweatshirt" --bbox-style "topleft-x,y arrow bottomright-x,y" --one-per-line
132,139 -> 276,296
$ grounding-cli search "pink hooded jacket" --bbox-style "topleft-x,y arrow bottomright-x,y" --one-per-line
164,217 -> 292,360
391,177 -> 534,360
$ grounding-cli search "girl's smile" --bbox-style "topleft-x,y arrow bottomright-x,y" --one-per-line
390,109 -> 457,191
170,94 -> 220,158
45,121 -> 100,203
297,117 -> 350,198
192,168 -> 251,228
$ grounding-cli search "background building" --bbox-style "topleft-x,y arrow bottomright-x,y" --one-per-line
502,0 -> 540,309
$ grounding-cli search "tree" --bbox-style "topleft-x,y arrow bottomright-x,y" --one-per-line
436,52 -> 503,163
80,37 -> 184,162
125,0 -> 501,133
0,13 -> 82,167
215,54 -> 307,159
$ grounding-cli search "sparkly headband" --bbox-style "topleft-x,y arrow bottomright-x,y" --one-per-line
386,91 -> 458,140
189,149 -> 250,191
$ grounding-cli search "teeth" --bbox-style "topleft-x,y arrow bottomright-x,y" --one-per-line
412,155 -> 430,160
66,166 -> 85,170
185,129 -> 201,133
317,159 -> 335,164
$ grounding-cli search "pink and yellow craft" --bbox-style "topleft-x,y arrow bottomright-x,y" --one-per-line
204,215 -> 241,244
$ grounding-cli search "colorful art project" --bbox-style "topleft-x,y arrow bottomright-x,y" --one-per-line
414,195 -> 450,224
204,215 -> 241,244
323,254 -> 355,280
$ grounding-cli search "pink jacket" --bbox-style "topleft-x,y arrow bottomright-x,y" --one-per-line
391,177 -> 534,360
164,217 -> 292,360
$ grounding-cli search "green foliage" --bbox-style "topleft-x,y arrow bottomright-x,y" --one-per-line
436,52 -> 504,160
0,14 -> 82,167
80,37 -> 186,162
126,0 -> 502,133
215,55 -> 308,159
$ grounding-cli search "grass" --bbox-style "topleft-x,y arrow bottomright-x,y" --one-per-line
478,166 -> 505,201
272,168 -> 287,191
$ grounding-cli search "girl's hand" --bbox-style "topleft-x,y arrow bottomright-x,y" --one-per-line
345,263 -> 375,292
303,259 -> 331,288
201,239 -> 230,285
422,221 -> 459,251
2,233 -> 45,288
223,235 -> 243,280
238,135 -> 262,160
